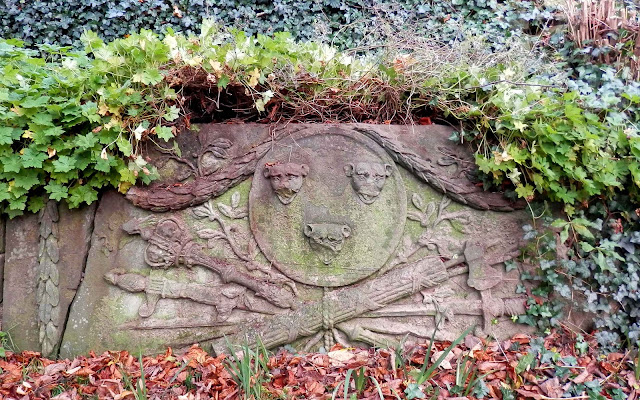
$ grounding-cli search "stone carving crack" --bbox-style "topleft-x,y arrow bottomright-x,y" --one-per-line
37,201 -> 61,357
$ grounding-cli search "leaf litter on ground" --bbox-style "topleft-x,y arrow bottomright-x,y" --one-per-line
0,328 -> 638,399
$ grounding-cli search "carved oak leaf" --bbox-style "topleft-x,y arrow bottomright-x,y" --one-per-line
199,152 -> 222,176
217,202 -> 248,219
448,215 -> 471,234
231,192 -> 240,209
193,204 -> 214,220
412,193 -> 425,212
209,148 -> 229,159
218,203 -> 233,219
407,211 -> 426,225
210,138 -> 233,151
437,156 -> 458,167
439,196 -> 452,210
424,202 -> 436,223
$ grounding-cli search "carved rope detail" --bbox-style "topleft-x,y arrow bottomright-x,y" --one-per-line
36,201 -> 61,357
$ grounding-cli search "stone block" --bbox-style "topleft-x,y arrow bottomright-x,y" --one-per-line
59,124 -> 532,356
2,203 -> 95,356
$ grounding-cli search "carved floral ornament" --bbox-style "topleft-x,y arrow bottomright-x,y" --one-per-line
109,126 -> 526,350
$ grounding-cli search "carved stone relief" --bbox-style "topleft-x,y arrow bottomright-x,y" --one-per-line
249,130 -> 407,287
49,124 -> 532,357
0,217 -> 4,302
303,223 -> 351,265
344,162 -> 392,204
263,163 -> 309,205
3,203 -> 95,357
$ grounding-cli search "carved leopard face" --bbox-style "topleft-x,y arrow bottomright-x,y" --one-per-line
304,223 -> 351,265
344,162 -> 392,204
263,163 -> 309,205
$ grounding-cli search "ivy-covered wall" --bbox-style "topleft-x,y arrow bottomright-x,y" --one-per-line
1,0 -> 547,49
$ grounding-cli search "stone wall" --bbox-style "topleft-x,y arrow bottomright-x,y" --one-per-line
1,124 -> 533,358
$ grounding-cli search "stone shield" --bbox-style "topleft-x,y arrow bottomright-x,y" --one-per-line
249,129 -> 407,287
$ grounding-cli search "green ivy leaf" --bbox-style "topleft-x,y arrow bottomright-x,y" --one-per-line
118,165 -> 138,184
515,184 -> 534,200
21,147 -> 48,168
0,127 -> 21,145
164,105 -> 180,122
580,242 -> 595,252
116,136 -> 132,156
1,154 -> 22,173
218,74 -> 231,88
52,155 -> 77,173
75,132 -> 99,150
30,112 -> 55,126
13,170 -> 40,189
515,353 -> 536,374
45,181 -> 69,201
43,126 -> 64,137
404,382 -> 425,399
68,185 -> 98,207
0,183 -> 10,202
7,195 -> 27,211
27,196 -> 46,213
155,126 -> 174,141
21,96 -> 50,108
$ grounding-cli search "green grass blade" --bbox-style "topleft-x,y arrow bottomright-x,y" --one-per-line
344,368 -> 353,399
420,325 -> 474,384
370,376 -> 385,400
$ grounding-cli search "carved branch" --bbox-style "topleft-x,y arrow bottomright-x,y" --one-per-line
121,216 -> 296,309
